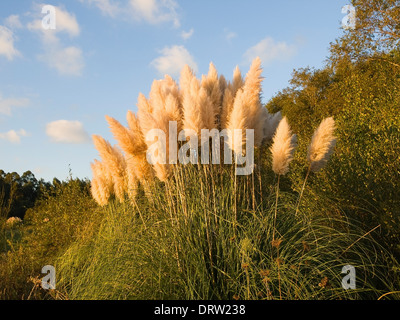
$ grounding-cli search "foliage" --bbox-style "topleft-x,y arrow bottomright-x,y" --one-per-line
2,0 -> 400,300
266,51 -> 400,256
0,170 -> 45,220
330,0 -> 400,66
55,164 -> 400,300
0,177 -> 100,300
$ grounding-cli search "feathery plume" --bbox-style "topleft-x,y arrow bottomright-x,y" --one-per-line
231,65 -> 244,94
126,111 -> 154,182
126,111 -> 149,153
180,64 -> 196,96
182,73 -> 215,138
90,178 -> 106,206
270,117 -> 297,175
125,156 -> 138,201
149,75 -> 181,117
220,66 -> 244,129
90,159 -> 113,206
91,159 -> 113,191
307,117 -> 336,172
220,87 -> 234,129
137,89 -> 175,182
218,74 -> 227,97
92,135 -> 127,202
227,57 -> 264,154
201,62 -> 222,125
105,115 -> 146,155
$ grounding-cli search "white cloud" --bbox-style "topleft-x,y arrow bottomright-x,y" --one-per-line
27,5 -> 80,38
4,15 -> 23,29
81,0 -> 180,26
46,120 -> 90,144
0,26 -> 21,60
0,94 -> 29,116
181,28 -> 194,40
151,45 -> 198,77
243,37 -> 297,66
39,45 -> 84,76
27,5 -> 84,76
224,28 -> 237,41
129,0 -> 180,27
0,129 -> 29,144
79,0 -> 121,18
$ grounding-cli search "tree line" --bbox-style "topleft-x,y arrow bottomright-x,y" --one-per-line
0,169 -> 90,220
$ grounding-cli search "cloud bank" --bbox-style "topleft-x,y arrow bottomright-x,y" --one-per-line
46,120 -> 90,144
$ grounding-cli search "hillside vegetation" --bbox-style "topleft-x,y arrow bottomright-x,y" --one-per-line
1,0 -> 399,300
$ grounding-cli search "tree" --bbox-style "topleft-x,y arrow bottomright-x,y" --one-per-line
265,0 -> 400,254
0,170 -> 42,219
330,0 -> 400,68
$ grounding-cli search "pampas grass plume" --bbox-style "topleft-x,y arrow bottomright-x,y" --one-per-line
227,57 -> 264,153
92,135 -> 127,202
270,117 -> 297,175
307,117 -> 336,172
90,159 -> 113,206
201,62 -> 222,123
105,115 -> 146,155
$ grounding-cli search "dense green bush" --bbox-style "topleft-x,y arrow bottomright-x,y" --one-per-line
266,55 -> 400,256
0,177 -> 101,299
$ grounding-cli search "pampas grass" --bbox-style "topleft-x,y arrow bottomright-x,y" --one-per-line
227,57 -> 265,154
220,66 -> 244,129
89,58 -> 293,205
295,117 -> 337,216
137,77 -> 183,181
270,117 -> 297,176
270,116 -> 297,241
201,62 -> 222,126
91,57 -> 269,196
307,117 -> 337,172
181,69 -> 215,139
92,135 -> 127,203
70,59 -> 399,302
89,59 -> 336,209
126,111 -> 154,185
90,159 -> 113,206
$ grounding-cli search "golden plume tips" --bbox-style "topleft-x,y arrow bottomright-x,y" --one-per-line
90,57 -> 295,206
90,159 -> 113,206
270,117 -> 297,175
227,57 -> 265,154
92,135 -> 127,202
307,117 -> 336,172
201,62 -> 223,126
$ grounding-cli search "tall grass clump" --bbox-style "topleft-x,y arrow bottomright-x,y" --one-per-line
54,58 -> 400,300
55,164 -> 400,300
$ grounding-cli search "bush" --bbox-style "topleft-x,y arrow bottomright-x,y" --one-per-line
0,177 -> 101,299
267,56 -> 400,257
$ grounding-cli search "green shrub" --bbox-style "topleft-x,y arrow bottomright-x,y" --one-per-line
267,56 -> 400,257
0,177 -> 101,299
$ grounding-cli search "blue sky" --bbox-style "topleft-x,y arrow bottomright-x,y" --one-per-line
0,0 -> 349,182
